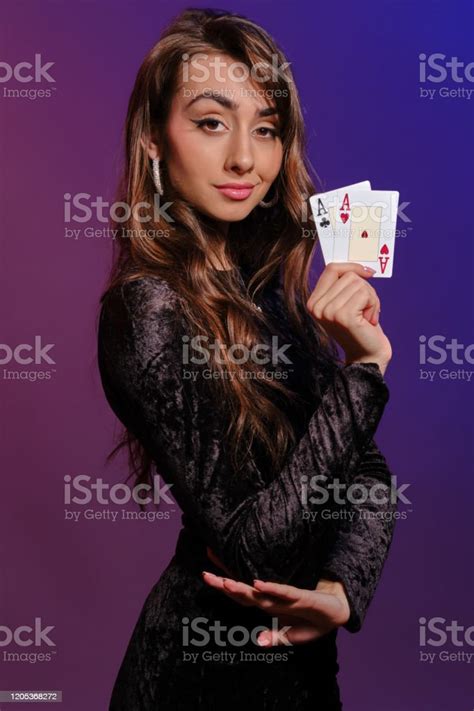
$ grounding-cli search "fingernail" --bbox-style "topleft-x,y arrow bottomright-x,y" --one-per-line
253,579 -> 265,585
363,267 -> 376,274
257,634 -> 271,646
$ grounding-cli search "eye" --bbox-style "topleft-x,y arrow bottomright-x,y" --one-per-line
254,126 -> 279,139
192,118 -> 227,132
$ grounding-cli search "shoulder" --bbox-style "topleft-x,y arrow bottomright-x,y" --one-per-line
102,274 -> 182,317
98,274 -> 185,365
100,275 -> 185,334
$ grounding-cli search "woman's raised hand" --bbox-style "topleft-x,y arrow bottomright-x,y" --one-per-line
306,263 -> 392,376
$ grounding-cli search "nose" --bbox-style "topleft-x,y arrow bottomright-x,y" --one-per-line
223,127 -> 255,175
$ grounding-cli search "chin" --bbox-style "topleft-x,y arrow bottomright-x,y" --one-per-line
200,203 -> 257,223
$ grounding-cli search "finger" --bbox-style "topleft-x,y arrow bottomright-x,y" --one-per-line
364,303 -> 380,326
203,574 -> 274,608
312,281 -> 374,326
203,571 -> 280,603
312,279 -> 365,322
223,582 -> 295,612
252,581 -> 321,614
252,580 -> 310,602
202,572 -> 253,595
220,581 -> 256,607
225,585 -> 308,615
311,272 -> 380,326
222,578 -> 261,598
202,574 -> 254,606
324,284 -> 379,327
307,262 -> 376,309
363,304 -> 374,323
364,282 -> 380,315
345,286 -> 379,325
308,270 -> 362,311
201,571 -> 227,591
309,272 -> 379,324
318,276 -> 380,320
251,596 -> 299,615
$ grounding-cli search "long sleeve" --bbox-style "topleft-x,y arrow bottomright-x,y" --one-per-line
320,438 -> 397,633
97,276 -> 390,585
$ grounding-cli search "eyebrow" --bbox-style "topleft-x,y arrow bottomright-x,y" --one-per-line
185,91 -> 278,118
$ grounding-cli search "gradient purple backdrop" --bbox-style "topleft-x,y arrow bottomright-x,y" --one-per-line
1,0 -> 473,708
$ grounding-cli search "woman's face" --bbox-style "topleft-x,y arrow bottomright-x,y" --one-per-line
148,52 -> 284,227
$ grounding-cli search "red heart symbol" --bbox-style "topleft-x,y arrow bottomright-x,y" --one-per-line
380,243 -> 389,255
340,213 -> 349,224
361,230 -> 368,238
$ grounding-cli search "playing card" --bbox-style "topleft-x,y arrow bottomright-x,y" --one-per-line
335,189 -> 399,278
309,182 -> 371,265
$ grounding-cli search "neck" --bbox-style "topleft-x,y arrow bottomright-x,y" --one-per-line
205,217 -> 233,270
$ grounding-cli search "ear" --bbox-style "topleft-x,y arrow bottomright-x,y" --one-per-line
140,134 -> 160,160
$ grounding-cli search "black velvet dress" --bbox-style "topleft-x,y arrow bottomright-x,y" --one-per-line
97,262 -> 396,710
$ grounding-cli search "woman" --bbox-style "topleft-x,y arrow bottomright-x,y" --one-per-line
97,8 -> 396,709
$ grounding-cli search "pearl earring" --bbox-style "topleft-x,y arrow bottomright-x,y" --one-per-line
152,157 -> 163,196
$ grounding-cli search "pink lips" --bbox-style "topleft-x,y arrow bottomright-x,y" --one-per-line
215,183 -> 256,201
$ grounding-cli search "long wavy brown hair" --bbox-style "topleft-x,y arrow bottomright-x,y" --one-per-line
98,7 -> 339,493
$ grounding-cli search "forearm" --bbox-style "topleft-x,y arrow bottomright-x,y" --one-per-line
99,280 -> 391,587
209,363 -> 390,583
319,439 -> 397,632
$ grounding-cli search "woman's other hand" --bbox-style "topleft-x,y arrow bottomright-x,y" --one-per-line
203,547 -> 350,646
306,262 -> 392,376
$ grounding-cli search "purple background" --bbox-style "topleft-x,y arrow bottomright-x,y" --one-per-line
1,0 -> 473,708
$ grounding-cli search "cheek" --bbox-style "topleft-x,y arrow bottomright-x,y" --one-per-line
260,144 -> 283,181
166,126 -> 219,180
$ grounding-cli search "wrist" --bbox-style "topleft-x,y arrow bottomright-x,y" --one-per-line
316,578 -> 351,624
316,578 -> 345,597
